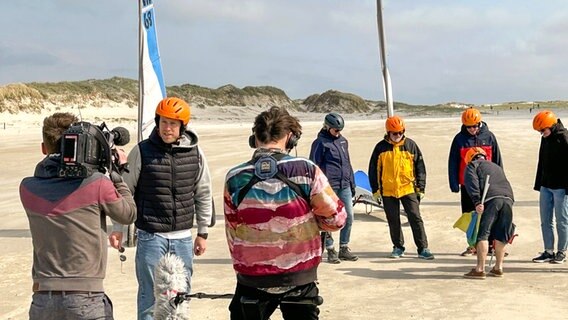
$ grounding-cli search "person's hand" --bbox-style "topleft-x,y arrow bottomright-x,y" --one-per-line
373,191 -> 382,204
417,192 -> 425,202
194,236 -> 207,256
475,203 -> 484,214
109,171 -> 124,184
108,231 -> 123,250
351,187 -> 357,198
113,148 -> 128,166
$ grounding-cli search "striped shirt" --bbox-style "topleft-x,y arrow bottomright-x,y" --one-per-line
224,150 -> 346,288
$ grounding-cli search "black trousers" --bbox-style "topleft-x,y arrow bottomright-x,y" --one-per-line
229,282 -> 320,320
383,193 -> 428,252
460,184 -> 475,213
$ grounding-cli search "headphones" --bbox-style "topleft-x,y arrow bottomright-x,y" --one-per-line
249,131 -> 300,151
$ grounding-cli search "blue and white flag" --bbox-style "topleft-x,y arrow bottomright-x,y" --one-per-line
138,0 -> 166,141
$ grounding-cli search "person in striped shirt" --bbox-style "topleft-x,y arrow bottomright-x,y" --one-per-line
224,106 -> 346,320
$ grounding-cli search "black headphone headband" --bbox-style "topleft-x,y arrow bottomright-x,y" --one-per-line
248,132 -> 300,150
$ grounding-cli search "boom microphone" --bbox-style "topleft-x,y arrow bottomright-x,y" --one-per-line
110,127 -> 130,146
153,253 -> 190,320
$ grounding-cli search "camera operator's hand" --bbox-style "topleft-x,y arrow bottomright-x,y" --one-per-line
109,171 -> 124,184
113,148 -> 128,165
108,231 -> 123,250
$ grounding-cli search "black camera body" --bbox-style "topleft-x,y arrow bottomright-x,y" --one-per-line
59,121 -> 129,178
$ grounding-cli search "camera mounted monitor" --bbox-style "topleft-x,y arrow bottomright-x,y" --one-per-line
58,122 -> 113,178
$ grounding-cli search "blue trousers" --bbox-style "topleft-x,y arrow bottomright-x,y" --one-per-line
135,229 -> 194,320
539,187 -> 568,252
324,187 -> 354,248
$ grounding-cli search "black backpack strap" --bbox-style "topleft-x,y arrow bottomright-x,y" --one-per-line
236,175 -> 261,207
269,153 -> 310,203
275,171 -> 310,204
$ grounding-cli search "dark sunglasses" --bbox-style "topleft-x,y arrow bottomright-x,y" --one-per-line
465,124 -> 480,129
390,131 -> 404,136
539,128 -> 549,133
330,128 -> 342,133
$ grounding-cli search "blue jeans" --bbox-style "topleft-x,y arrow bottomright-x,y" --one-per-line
539,187 -> 568,252
325,187 -> 354,248
136,229 -> 194,320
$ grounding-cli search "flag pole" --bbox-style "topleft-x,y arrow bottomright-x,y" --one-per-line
376,0 -> 394,117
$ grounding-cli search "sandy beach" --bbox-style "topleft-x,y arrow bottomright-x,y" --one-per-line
1,107 -> 567,319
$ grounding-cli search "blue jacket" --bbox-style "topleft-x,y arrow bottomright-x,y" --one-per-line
309,129 -> 355,193
448,121 -> 502,192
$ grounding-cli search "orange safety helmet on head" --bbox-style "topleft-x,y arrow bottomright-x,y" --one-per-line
532,110 -> 557,131
385,115 -> 405,132
465,147 -> 487,164
461,108 -> 482,126
155,97 -> 191,125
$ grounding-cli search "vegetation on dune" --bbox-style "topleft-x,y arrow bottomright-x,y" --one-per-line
0,77 -> 566,116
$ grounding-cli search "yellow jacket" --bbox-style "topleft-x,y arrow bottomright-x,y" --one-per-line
368,135 -> 426,198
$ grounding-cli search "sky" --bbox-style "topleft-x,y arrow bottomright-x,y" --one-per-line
1,0 -> 567,105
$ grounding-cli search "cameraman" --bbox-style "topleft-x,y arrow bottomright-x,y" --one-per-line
19,112 -> 136,320
109,97 -> 213,320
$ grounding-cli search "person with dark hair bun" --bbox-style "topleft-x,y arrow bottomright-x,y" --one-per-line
224,106 -> 346,320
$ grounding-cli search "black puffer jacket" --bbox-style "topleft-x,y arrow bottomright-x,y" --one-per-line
135,129 -> 201,232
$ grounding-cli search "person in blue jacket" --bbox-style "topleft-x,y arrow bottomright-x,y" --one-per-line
448,108 -> 502,256
309,113 -> 358,263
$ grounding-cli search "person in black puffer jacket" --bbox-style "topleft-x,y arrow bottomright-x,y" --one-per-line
109,97 -> 213,320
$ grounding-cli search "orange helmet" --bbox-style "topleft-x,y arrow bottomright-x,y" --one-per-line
532,110 -> 557,131
155,97 -> 191,125
461,108 -> 481,126
385,116 -> 405,132
465,147 -> 487,164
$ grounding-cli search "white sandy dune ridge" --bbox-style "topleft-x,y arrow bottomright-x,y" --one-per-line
1,108 -> 568,319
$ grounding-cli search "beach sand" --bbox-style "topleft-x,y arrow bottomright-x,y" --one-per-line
1,108 -> 567,319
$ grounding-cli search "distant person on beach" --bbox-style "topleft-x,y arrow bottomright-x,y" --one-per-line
368,115 -> 434,260
531,110 -> 568,264
309,112 -> 358,264
109,97 -> 213,320
223,106 -> 346,320
462,148 -> 515,279
448,107 -> 503,256
20,112 -> 136,319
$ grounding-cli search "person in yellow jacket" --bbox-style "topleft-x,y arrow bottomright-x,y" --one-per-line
368,116 -> 434,259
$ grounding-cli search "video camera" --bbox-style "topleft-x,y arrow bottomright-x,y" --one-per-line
58,121 -> 130,178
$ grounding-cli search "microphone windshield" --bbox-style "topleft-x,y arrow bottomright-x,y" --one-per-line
111,127 -> 130,146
